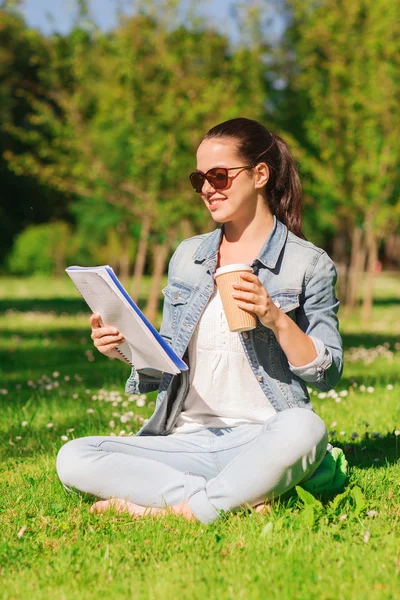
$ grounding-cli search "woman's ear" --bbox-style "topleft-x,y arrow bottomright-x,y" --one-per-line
254,162 -> 269,189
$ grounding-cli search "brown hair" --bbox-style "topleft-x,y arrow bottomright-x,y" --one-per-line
202,117 -> 305,239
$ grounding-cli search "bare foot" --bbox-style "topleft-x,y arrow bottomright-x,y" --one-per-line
90,498 -> 161,517
253,502 -> 271,515
90,498 -> 196,521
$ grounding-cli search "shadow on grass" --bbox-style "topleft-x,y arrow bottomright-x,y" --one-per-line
0,345 -> 128,389
0,298 -> 87,315
329,432 -> 399,469
1,328 -> 98,346
371,297 -> 400,307
341,332 -> 399,349
0,296 -> 151,315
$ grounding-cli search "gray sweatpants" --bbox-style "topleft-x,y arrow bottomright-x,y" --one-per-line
56,407 -> 328,524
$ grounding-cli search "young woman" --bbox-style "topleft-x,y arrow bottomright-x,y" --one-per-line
57,118 -> 343,524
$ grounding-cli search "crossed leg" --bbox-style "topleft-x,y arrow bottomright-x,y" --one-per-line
57,409 -> 327,524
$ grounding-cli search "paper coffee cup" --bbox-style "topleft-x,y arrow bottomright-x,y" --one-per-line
214,264 -> 257,333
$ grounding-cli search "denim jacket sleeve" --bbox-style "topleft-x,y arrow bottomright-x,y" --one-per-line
125,248 -> 178,396
288,251 -> 343,391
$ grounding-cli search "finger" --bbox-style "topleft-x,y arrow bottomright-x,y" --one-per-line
236,274 -> 270,299
90,313 -> 104,328
94,335 -> 125,347
232,281 -> 260,293
91,326 -> 120,340
234,300 -> 258,314
97,342 -> 123,355
232,291 -> 261,304
239,272 -> 259,282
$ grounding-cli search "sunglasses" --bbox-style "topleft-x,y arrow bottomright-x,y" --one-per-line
189,166 -> 253,193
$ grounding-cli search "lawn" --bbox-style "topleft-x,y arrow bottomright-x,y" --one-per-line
0,272 -> 399,600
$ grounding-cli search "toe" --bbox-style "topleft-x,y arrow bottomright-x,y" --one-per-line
90,500 -> 108,514
254,503 -> 271,515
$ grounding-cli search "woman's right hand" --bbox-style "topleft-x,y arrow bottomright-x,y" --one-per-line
90,313 -> 125,357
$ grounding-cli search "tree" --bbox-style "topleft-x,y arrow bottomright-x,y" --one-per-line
0,8 -> 70,267
279,0 -> 400,317
5,0 -> 269,321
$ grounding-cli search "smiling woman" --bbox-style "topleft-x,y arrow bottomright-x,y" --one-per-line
56,117 -> 344,524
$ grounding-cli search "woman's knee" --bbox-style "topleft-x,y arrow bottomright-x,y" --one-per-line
56,437 -> 95,488
271,408 -> 328,451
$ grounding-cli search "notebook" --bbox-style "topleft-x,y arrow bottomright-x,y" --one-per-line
66,265 -> 188,375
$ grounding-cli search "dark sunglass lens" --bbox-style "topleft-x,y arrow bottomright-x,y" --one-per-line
189,172 -> 204,193
208,168 -> 228,189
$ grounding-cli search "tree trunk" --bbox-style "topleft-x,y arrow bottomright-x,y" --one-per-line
144,238 -> 171,325
119,251 -> 130,282
335,262 -> 348,304
361,231 -> 378,322
345,226 -> 365,310
384,233 -> 400,268
180,218 -> 194,240
54,245 -> 64,278
130,215 -> 151,303
54,227 -> 68,278
116,222 -> 130,282
332,230 -> 348,302
332,230 -> 347,264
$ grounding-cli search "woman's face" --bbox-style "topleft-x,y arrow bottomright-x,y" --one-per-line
195,138 -> 260,224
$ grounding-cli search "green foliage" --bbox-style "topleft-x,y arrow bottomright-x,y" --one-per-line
329,487 -> 351,514
7,221 -> 75,276
295,486 -> 323,528
5,219 -> 140,276
4,1 -> 268,254
350,485 -> 367,518
0,8 -> 70,266
283,0 -> 400,238
295,486 -> 323,510
294,484 -> 369,530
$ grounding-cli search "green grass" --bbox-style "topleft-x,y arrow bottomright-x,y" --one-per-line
0,273 -> 399,600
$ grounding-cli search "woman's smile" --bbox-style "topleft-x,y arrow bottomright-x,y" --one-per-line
207,197 -> 225,210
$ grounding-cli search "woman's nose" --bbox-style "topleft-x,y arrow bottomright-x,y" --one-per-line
202,177 -> 216,194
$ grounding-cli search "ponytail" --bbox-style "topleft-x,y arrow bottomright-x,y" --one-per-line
203,118 -> 305,239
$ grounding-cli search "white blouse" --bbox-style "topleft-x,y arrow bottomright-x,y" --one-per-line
173,286 -> 276,433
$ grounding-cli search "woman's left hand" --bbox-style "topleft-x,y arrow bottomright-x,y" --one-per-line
231,271 -> 282,330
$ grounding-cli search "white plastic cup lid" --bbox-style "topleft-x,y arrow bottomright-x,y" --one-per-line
214,264 -> 253,278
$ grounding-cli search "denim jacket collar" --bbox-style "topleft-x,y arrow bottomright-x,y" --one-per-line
192,216 -> 288,269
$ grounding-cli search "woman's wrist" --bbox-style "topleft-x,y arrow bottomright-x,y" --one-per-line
268,310 -> 289,335
268,313 -> 318,367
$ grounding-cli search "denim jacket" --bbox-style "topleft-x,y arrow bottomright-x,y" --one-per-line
126,217 -> 343,436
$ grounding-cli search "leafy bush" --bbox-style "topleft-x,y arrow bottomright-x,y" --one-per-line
6,221 -> 76,276
6,220 -> 137,276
